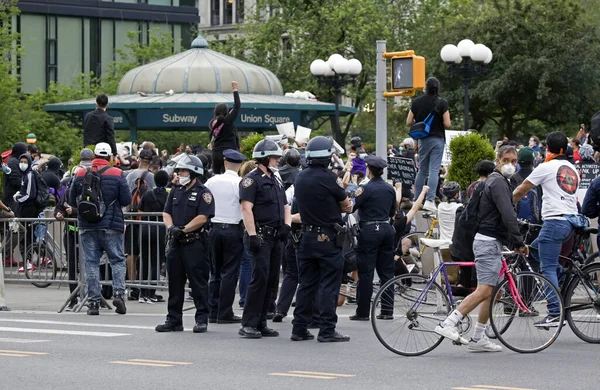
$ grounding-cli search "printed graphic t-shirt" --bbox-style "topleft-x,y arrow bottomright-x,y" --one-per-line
526,159 -> 579,219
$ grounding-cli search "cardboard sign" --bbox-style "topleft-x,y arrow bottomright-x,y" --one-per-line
295,126 -> 312,144
276,122 -> 295,138
578,162 -> 600,190
387,156 -> 416,184
442,130 -> 470,166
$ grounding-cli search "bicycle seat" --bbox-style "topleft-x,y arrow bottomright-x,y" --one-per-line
419,238 -> 451,249
577,226 -> 598,235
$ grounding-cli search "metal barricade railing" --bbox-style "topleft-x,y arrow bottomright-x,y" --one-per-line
1,211 -> 170,311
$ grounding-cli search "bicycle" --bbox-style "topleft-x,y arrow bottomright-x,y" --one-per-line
491,221 -> 600,344
371,237 -> 563,356
399,212 -> 439,258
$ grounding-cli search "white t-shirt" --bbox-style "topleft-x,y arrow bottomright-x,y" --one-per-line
204,170 -> 242,224
437,201 -> 462,249
525,159 -> 579,219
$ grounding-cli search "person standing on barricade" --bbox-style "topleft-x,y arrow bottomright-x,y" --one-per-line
155,155 -> 214,334
69,143 -> 131,316
205,149 -> 246,324
350,155 -> 397,322
238,139 -> 291,339
292,136 -> 353,343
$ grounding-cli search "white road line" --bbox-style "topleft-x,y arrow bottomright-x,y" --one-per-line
0,319 -> 155,330
0,338 -> 49,343
0,327 -> 130,337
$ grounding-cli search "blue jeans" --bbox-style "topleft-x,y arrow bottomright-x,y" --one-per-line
80,229 -> 126,304
414,136 -> 445,202
530,219 -> 573,316
238,246 -> 252,306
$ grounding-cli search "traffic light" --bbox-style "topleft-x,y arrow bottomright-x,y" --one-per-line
390,55 -> 425,91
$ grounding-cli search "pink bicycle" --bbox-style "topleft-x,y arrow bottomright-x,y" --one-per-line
371,238 -> 564,356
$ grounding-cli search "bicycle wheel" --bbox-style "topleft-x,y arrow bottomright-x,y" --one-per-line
565,263 -> 600,343
371,274 -> 450,356
489,271 -> 564,353
24,242 -> 57,288
584,251 -> 600,266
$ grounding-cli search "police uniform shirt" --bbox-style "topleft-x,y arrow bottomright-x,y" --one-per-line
205,171 -> 242,224
353,177 -> 396,221
294,166 -> 347,226
164,180 -> 215,227
239,168 -> 287,227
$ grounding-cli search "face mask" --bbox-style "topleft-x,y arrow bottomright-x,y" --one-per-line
359,153 -> 367,160
500,163 -> 515,177
19,163 -> 28,172
179,175 -> 191,186
529,141 -> 535,147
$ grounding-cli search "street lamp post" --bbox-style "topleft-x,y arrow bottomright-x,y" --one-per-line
310,55 -> 362,137
440,40 -> 493,131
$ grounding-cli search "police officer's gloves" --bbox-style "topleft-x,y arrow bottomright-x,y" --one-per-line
168,226 -> 185,241
278,224 -> 291,242
248,235 -> 261,254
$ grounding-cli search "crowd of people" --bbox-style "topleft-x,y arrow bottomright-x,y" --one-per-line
1,77 -> 599,351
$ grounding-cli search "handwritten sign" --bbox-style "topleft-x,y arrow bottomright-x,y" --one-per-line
387,156 -> 416,184
578,162 -> 600,190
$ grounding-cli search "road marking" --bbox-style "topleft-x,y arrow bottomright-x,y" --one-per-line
111,361 -> 173,367
473,386 -> 538,390
0,337 -> 49,343
0,349 -> 48,357
0,352 -> 30,357
0,319 -> 155,330
0,327 -> 130,337
289,371 -> 355,377
269,373 -> 336,380
128,359 -> 192,365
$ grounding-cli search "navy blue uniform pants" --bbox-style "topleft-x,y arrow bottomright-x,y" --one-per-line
355,224 -> 395,317
166,239 -> 210,325
209,226 -> 244,320
241,235 -> 281,329
292,231 -> 343,337
276,239 -> 298,316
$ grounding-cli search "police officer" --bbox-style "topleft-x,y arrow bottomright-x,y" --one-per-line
205,149 -> 246,324
350,155 -> 396,321
155,155 -> 215,333
292,136 -> 353,342
238,139 -> 291,339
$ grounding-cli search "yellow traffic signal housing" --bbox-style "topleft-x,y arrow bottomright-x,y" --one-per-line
390,55 -> 425,91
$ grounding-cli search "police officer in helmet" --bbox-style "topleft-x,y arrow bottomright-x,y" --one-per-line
156,154 -> 215,334
292,136 -> 353,342
238,138 -> 291,339
350,155 -> 396,321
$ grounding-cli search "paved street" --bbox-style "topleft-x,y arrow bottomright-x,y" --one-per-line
0,284 -> 597,390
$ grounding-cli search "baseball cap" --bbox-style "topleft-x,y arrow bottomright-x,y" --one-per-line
517,147 -> 535,165
80,148 -> 94,161
94,142 -> 112,157
139,149 -> 154,161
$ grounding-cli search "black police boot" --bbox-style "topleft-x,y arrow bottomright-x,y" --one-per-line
266,312 -> 275,320
349,314 -> 369,321
87,302 -> 99,316
317,332 -> 351,343
113,294 -> 127,315
208,318 -> 217,324
193,323 -> 208,333
291,331 -> 315,341
155,322 -> 184,332
272,312 -> 285,323
259,327 -> 279,337
217,315 -> 242,324
238,326 -> 262,339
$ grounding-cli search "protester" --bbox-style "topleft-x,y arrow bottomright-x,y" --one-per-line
83,94 -> 117,156
210,81 -> 241,174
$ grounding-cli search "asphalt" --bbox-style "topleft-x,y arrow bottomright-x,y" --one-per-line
0,284 -> 598,390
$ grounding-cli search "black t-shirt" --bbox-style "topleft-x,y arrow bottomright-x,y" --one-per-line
410,94 -> 449,138
139,188 -> 168,222
295,166 -> 347,226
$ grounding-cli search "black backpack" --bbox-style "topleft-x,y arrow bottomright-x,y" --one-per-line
450,179 -> 486,262
76,167 -> 113,222
33,170 -> 50,209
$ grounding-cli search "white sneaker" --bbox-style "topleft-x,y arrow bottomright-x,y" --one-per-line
434,324 -> 469,345
468,335 -> 503,352
423,200 -> 437,212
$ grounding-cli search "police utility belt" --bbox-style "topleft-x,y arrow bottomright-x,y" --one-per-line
172,229 -> 209,244
256,225 -> 279,238
212,222 -> 242,230
302,224 -> 344,248
360,220 -> 390,226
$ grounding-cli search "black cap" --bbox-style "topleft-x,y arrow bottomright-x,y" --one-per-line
223,149 -> 246,163
139,150 -> 153,161
365,155 -> 387,169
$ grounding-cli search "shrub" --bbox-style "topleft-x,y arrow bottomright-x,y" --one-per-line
240,133 -> 265,160
446,133 -> 496,191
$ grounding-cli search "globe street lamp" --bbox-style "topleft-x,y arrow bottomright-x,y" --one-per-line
310,55 -> 362,136
26,133 -> 37,144
440,40 -> 493,131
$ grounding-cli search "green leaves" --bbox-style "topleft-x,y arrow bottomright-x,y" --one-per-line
446,132 -> 496,191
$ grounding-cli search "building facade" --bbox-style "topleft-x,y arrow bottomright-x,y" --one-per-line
15,0 -> 200,94
199,0 -> 255,37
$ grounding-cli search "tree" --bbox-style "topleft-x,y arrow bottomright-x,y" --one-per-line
446,132 -> 496,191
409,0 -> 600,139
210,0 -> 416,148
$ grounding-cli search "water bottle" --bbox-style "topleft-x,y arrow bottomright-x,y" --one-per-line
1,163 -> 11,175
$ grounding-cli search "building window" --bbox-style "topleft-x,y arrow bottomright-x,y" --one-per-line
46,15 -> 57,88
236,0 -> 244,23
223,0 -> 233,24
211,0 -> 220,25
